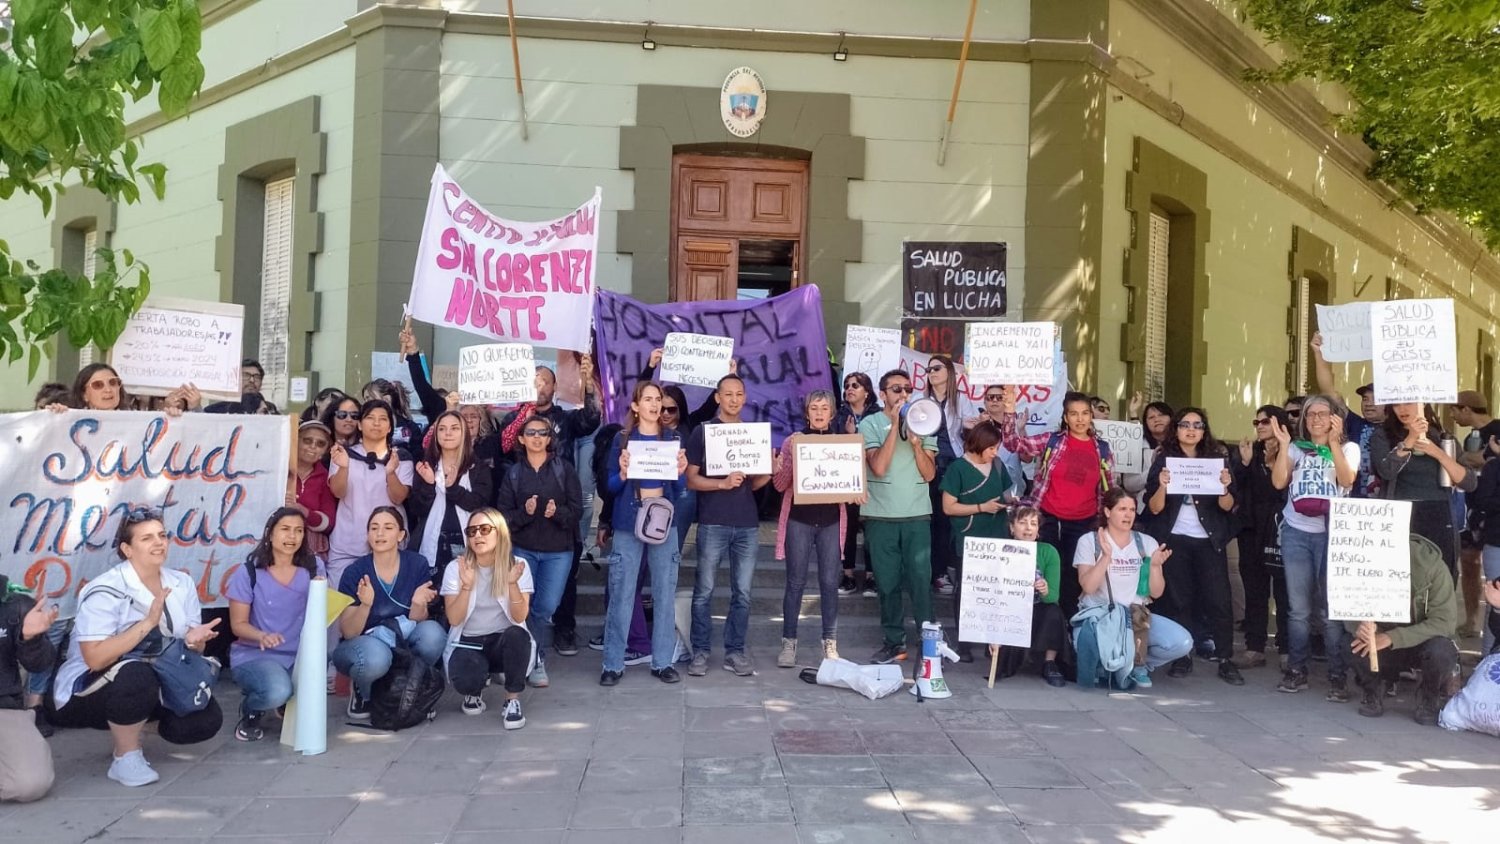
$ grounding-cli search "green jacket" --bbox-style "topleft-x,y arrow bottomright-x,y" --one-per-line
1342,535 -> 1457,650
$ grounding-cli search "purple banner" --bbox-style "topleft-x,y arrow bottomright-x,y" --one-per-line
595,286 -> 833,445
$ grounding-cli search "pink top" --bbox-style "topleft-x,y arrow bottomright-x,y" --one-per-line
771,441 -> 849,561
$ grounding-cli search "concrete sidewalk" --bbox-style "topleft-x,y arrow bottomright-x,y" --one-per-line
6,642 -> 1496,844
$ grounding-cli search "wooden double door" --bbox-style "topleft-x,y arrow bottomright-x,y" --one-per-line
670,153 -> 808,302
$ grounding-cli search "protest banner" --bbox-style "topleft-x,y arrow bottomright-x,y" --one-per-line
842,325 -> 901,387
593,286 -> 831,445
0,411 -> 291,616
459,343 -> 537,405
1326,498 -> 1412,624
791,434 -> 866,504
660,333 -> 735,388
1096,421 -> 1145,475
109,297 -> 244,401
1315,302 -> 1373,363
959,537 -> 1036,653
902,242 -> 1007,319
899,339 -> 1066,438
1165,457 -> 1226,495
625,440 -> 680,481
705,422 -> 773,475
406,164 -> 600,353
965,322 -> 1056,386
1371,298 -> 1458,404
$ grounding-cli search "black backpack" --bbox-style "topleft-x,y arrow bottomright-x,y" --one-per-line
367,644 -> 446,731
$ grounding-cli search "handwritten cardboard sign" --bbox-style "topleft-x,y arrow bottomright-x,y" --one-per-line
791,434 -> 866,504
1165,457 -> 1225,495
459,343 -> 537,405
109,296 -> 245,401
659,332 -> 735,389
1315,302 -> 1373,363
958,537 -> 1036,647
842,325 -> 901,389
1095,421 -> 1145,475
1326,498 -> 1412,623
625,440 -> 680,481
964,322 -> 1056,386
1372,298 -> 1457,404
704,422 -> 773,475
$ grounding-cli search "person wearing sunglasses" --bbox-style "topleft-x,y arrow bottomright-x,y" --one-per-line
288,421 -> 337,558
50,511 -> 223,787
321,396 -> 363,448
861,370 -> 939,664
332,507 -> 442,722
1230,406 -> 1292,670
327,400 -> 415,588
441,509 -> 535,727
922,356 -> 966,597
497,415 -> 582,688
1144,407 -> 1242,685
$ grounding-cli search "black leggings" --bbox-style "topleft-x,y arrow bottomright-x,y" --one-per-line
1154,534 -> 1235,660
449,627 -> 533,696
51,661 -> 223,745
1238,530 -> 1289,653
996,602 -> 1068,677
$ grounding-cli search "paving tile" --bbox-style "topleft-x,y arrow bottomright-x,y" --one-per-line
682,823 -> 799,843
494,731 -> 597,761
912,825 -> 1030,843
561,830 -> 680,844
779,754 -> 885,787
685,706 -> 770,731
106,795 -> 253,838
224,796 -> 358,836
772,729 -> 865,755
795,823 -> 916,842
47,762 -> 192,799
398,734 -> 503,765
475,758 -> 589,792
892,785 -> 1013,824
684,755 -> 785,786
684,785 -> 795,824
967,756 -> 1084,789
858,729 -> 959,755
872,753 -> 987,787
454,791 -> 578,830
336,795 -> 467,837
1019,826 -> 1148,844
568,788 -> 683,829
685,730 -> 776,758
373,759 -> 487,796
449,833 -> 565,844
946,730 -> 1049,757
994,787 -> 1122,825
582,757 -> 685,790
930,709 -> 1020,730
1034,732 -> 1141,760
593,731 -> 686,759
1061,757 -> 1184,791
601,707 -> 688,731
257,761 -> 387,797
0,797 -> 144,844
788,786 -> 905,824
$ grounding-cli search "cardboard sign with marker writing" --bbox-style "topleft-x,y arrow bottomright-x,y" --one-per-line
964,322 -> 1056,386
1095,421 -> 1145,475
1372,298 -> 1457,404
459,343 -> 537,405
704,422 -> 773,475
791,434 -> 866,504
110,296 -> 245,401
660,332 -> 734,389
958,537 -> 1036,647
1326,498 -> 1412,623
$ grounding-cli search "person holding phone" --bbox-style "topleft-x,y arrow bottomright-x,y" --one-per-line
332,507 -> 443,722
441,509 -> 535,729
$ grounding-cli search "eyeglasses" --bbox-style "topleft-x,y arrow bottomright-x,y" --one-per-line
523,429 -> 552,438
464,523 -> 496,538
88,378 -> 121,391
661,406 -> 680,415
299,436 -> 329,446
984,394 -> 1005,402
333,410 -> 356,420
1285,409 -> 1302,417
886,386 -> 912,395
1176,421 -> 1206,430
1251,418 -> 1271,426
1095,406 -> 1111,415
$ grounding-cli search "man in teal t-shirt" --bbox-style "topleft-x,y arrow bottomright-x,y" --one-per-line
860,369 -> 938,664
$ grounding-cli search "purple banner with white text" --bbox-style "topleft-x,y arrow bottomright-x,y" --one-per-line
594,287 -> 833,445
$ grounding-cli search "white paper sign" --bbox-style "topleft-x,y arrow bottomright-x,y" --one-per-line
459,343 -> 537,405
1326,498 -> 1412,623
1095,421 -> 1145,475
289,377 -> 310,403
842,325 -> 901,387
659,332 -> 734,388
792,434 -> 866,504
1315,302 -> 1373,363
964,322 -> 1056,386
958,537 -> 1037,647
1165,457 -> 1226,495
625,440 -> 680,481
704,422 -> 773,475
1372,298 -> 1457,404
109,296 -> 245,401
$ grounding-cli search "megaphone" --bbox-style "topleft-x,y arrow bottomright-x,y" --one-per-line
901,397 -> 944,438
910,621 -> 960,699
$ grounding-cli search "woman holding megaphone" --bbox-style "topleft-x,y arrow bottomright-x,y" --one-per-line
997,387 -> 1116,618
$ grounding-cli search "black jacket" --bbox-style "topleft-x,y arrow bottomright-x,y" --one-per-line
497,454 -> 584,552
496,400 -> 602,474
1144,450 -> 1239,553
0,577 -> 56,709
406,461 -> 495,553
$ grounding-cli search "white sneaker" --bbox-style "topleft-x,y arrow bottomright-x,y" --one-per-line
822,639 -> 840,661
107,750 -> 160,787
461,694 -> 487,716
503,698 -> 526,730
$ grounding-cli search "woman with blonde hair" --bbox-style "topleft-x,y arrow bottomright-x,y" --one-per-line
441,508 -> 534,729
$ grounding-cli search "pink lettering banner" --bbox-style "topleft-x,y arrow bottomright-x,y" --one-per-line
407,164 -> 600,352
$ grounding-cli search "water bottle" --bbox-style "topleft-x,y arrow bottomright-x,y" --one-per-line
1438,434 -> 1457,488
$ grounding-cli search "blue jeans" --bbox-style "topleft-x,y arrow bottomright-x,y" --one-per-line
1281,523 -> 1349,677
576,435 -> 596,544
674,488 -> 698,555
604,528 -> 680,672
232,658 -> 294,716
516,547 -> 573,653
692,524 -> 758,657
783,520 -> 841,640
25,619 -> 70,696
331,620 -> 446,698
1069,611 -> 1192,672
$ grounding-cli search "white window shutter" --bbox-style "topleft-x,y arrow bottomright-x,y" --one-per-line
78,229 -> 99,367
1294,277 -> 1311,393
1144,212 -> 1170,402
259,177 -> 295,407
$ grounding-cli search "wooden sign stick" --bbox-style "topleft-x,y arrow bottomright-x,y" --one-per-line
987,647 -> 1000,689
1367,623 -> 1380,673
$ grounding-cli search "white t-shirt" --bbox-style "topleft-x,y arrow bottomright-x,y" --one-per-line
1072,530 -> 1157,608
440,556 -> 534,636
54,563 -> 203,708
1281,442 -> 1360,534
1169,500 -> 1209,538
